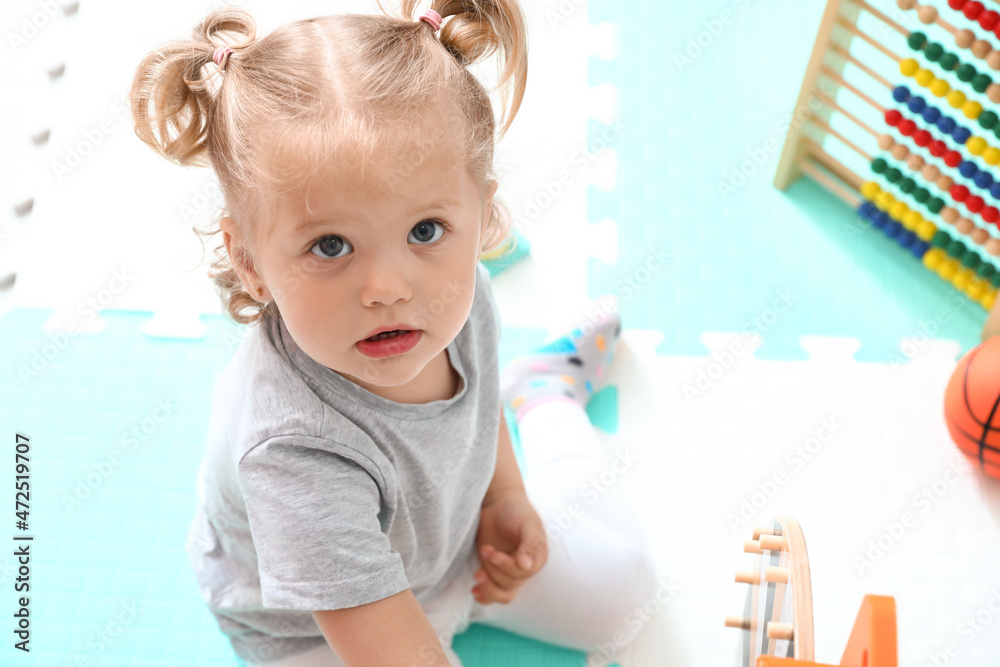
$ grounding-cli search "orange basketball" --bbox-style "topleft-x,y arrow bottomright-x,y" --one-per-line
944,336 -> 1000,479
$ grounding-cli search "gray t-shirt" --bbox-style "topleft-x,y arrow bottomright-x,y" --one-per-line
186,262 -> 502,663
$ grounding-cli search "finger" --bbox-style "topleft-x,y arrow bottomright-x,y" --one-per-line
475,562 -> 519,591
479,545 -> 523,578
515,524 -> 549,573
473,574 -> 518,605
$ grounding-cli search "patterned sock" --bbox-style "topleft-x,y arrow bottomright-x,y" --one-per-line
501,297 -> 622,423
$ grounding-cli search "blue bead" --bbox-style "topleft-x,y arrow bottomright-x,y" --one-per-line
937,116 -> 956,134
898,230 -> 916,248
975,171 -> 994,189
885,220 -> 902,238
992,183 -> 1000,200
911,240 -> 930,258
908,96 -> 926,113
960,161 -> 979,178
859,201 -> 875,217
873,211 -> 890,229
894,86 -> 911,102
953,126 -> 972,144
922,106 -> 941,124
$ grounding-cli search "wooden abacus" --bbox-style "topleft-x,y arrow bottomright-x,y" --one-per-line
726,516 -> 898,667
774,0 -> 1000,312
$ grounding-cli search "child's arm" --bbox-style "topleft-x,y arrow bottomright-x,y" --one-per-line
984,297 -> 1000,341
313,589 -> 453,666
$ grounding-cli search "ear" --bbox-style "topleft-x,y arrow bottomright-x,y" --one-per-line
220,216 -> 269,303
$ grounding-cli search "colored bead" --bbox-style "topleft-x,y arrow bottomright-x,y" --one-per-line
957,218 -> 976,234
973,228 -> 991,244
885,109 -> 902,126
917,219 -> 938,240
932,230 -> 952,248
985,147 -> 1000,165
885,220 -> 903,238
974,170 -> 994,188
892,201 -> 909,221
907,154 -> 925,171
905,209 -> 923,228
960,160 -> 978,178
990,50 -> 1000,70
924,247 -> 946,269
899,177 -> 917,194
947,239 -> 967,258
899,119 -> 917,136
983,206 -> 1000,223
861,181 -> 881,199
893,85 -> 910,102
972,74 -> 993,94
940,53 -> 960,71
873,210 -> 889,229
944,151 -> 963,167
940,258 -> 959,280
878,134 -> 895,151
942,207 -> 960,224
973,39 -> 992,58
953,125 -> 973,143
952,184 -> 971,201
967,195 -> 985,212
967,136 -> 988,154
892,142 -> 909,161
918,5 -> 938,23
923,164 -> 941,181
980,110 -> 999,129
871,157 -> 888,173
886,167 -> 902,183
962,101 -> 982,121
963,250 -> 983,270
956,30 -> 976,49
929,139 -> 947,156
916,68 -> 935,86
966,1 -> 985,20
913,129 -> 932,147
957,63 -> 978,82
989,83 -> 1000,103
877,190 -> 897,210
983,10 -> 1000,30
948,0 -> 967,10
908,96 -> 926,113
938,116 -> 957,134
925,42 -> 945,62
899,230 -> 917,247
923,106 -> 942,125
948,90 -> 967,109
928,197 -> 945,214
901,58 -> 920,77
930,79 -> 951,97
907,32 -> 927,50
953,268 -> 972,290
991,183 -> 1000,200
912,240 -> 931,258
913,187 -> 930,203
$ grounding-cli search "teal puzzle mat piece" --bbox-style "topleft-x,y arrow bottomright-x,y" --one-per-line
0,307 -> 621,666
586,0 -> 986,363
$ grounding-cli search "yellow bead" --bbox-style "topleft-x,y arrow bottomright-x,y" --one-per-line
891,201 -> 909,222
876,191 -> 896,211
930,79 -> 950,97
963,100 -> 983,119
953,268 -> 972,291
967,136 -> 987,156
900,58 -> 920,77
939,258 -> 959,280
903,210 -> 922,230
861,181 -> 881,199
982,289 -> 997,311
948,90 -> 967,108
916,68 -> 935,87
984,146 -> 1000,166
967,278 -> 985,301
923,247 -> 946,270
916,220 -> 937,241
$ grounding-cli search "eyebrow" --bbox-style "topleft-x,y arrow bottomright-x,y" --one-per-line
292,200 -> 464,237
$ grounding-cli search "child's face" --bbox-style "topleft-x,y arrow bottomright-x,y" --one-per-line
233,144 -> 496,403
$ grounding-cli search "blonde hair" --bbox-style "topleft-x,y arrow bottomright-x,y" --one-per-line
130,1 -> 528,325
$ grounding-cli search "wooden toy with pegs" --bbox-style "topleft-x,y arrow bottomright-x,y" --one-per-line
726,516 -> 898,667
774,0 -> 1000,313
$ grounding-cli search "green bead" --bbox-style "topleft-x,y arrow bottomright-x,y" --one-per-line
899,177 -> 916,193
886,167 -> 902,183
947,239 -> 966,258
962,251 -> 982,269
872,158 -> 887,173
993,273 -> 1000,288
957,63 -> 977,82
978,264 -> 997,281
932,230 -> 951,248
979,110 -> 999,130
927,197 -> 944,214
908,31 -> 927,50
939,53 -> 959,70
925,42 -> 944,62
993,124 -> 1000,141
972,73 -> 993,94
914,187 -> 930,203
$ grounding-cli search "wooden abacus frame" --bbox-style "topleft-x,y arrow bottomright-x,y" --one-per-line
774,0 -> 1000,312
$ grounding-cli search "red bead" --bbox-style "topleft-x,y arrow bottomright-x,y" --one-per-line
965,1 -> 984,19
967,195 -> 985,213
914,129 -> 932,147
952,184 -> 970,201
949,0 -> 967,9
885,109 -> 902,126
929,140 -> 948,156
983,206 -> 1000,223
944,150 -> 963,167
995,24 -> 1000,40
899,119 -> 917,136
981,9 -> 1000,29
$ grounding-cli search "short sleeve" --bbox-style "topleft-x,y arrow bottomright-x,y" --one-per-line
238,436 -> 410,610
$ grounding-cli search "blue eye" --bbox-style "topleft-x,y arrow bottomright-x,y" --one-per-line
310,236 -> 352,259
409,219 -> 447,244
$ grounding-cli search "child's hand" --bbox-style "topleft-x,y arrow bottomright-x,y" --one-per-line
473,489 -> 547,604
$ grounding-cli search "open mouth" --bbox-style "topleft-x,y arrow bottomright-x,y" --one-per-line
365,330 -> 410,342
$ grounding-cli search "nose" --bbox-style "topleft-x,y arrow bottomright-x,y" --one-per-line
359,253 -> 413,308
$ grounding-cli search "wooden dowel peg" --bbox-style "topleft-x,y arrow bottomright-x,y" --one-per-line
735,571 -> 758,585
744,540 -> 763,554
752,526 -> 774,539
760,534 -> 787,551
725,616 -> 751,630
765,566 -> 789,584
767,622 -> 795,641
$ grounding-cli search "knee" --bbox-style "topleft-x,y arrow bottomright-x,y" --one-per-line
585,544 -> 665,657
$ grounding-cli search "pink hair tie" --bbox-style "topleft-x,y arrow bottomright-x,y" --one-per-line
419,9 -> 442,32
213,46 -> 234,68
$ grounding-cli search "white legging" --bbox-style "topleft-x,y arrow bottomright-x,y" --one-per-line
265,398 -> 659,666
